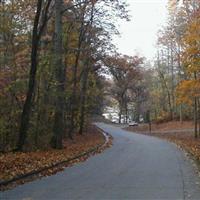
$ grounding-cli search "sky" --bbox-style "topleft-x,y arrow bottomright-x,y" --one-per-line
113,0 -> 169,61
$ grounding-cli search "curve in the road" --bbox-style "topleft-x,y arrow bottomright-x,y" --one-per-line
1,123 -> 200,200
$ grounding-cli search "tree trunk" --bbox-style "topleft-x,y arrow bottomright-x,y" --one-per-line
194,97 -> 198,138
118,106 -> 122,124
17,0 -> 43,151
68,10 -> 86,138
198,99 -> 200,137
118,114 -> 121,124
52,0 -> 64,149
159,71 -> 173,120
179,104 -> 183,124
35,77 -> 41,147
79,66 -> 89,135
170,42 -> 175,120
125,96 -> 128,123
194,72 -> 198,138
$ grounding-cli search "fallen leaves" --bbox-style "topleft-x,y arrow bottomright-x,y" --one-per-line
0,125 -> 113,191
126,121 -> 200,168
127,121 -> 194,133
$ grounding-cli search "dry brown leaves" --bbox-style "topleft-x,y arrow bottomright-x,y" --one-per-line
127,121 -> 193,133
126,121 -> 200,165
0,126 -> 113,191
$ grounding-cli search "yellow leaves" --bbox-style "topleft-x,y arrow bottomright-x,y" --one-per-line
182,10 -> 200,74
176,79 -> 200,105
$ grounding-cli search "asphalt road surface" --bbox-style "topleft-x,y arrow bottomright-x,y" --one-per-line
1,123 -> 200,200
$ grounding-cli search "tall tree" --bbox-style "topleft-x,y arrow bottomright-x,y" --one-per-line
51,0 -> 65,149
105,54 -> 143,123
17,0 -> 52,151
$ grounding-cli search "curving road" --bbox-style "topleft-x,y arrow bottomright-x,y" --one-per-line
1,123 -> 200,200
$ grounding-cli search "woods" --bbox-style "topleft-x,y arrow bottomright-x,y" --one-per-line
1,0 -> 200,152
140,0 -> 200,138
0,0 -> 128,152
2,0 -> 200,198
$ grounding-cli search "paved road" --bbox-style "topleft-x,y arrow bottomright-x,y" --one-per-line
1,123 -> 200,200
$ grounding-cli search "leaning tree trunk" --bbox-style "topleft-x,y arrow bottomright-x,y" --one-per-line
68,9 -> 86,139
17,0 -> 43,151
51,0 -> 65,149
78,2 -> 95,135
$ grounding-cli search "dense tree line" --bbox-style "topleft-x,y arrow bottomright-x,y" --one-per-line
0,0 -> 129,151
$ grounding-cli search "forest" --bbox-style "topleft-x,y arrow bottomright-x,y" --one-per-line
0,0 -> 130,152
0,0 -> 200,153
1,0 -> 200,194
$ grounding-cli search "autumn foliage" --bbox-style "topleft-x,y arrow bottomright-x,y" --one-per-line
146,0 -> 200,137
0,0 -> 128,151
